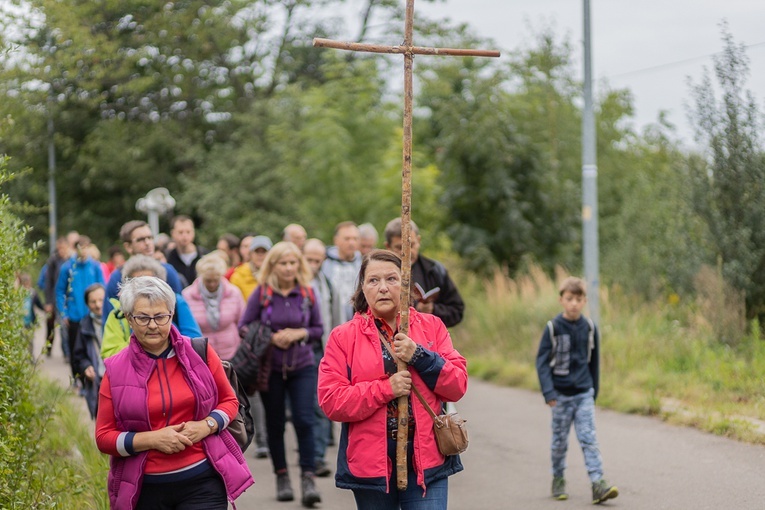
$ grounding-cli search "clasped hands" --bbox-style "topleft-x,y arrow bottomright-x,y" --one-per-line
152,421 -> 211,454
271,328 -> 307,349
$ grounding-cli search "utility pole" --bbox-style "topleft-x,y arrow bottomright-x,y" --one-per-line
46,37 -> 57,256
47,109 -> 57,255
582,0 -> 600,324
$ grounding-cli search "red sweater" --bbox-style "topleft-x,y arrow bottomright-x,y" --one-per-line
96,344 -> 238,474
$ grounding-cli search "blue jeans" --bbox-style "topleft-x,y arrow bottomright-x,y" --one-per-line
550,388 -> 603,482
260,364 -> 317,474
352,439 -> 449,510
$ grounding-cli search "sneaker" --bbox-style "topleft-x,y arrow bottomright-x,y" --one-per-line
315,460 -> 331,478
276,472 -> 294,502
300,473 -> 321,508
255,445 -> 269,459
592,479 -> 619,504
552,476 -> 568,500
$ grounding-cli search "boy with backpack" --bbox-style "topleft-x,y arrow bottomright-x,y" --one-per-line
535,277 -> 618,504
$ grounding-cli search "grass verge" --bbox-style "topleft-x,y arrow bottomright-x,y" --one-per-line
27,376 -> 109,509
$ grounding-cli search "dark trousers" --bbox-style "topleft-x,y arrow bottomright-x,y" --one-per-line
136,469 -> 227,509
45,313 -> 55,356
260,364 -> 317,474
66,320 -> 80,381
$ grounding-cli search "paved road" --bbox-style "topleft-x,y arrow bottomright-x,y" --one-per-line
35,326 -> 765,509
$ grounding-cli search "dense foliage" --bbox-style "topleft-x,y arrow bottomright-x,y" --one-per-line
687,25 -> 765,320
0,156 -> 45,506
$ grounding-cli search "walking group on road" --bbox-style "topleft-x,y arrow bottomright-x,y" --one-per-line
24,215 -> 619,508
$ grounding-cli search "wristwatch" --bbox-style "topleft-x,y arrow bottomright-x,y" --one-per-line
205,417 -> 216,434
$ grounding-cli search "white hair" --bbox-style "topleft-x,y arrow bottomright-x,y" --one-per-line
119,276 -> 176,316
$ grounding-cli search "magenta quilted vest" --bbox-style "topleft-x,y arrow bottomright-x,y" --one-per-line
104,325 -> 253,509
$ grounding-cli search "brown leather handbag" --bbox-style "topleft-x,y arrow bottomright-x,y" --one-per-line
380,335 -> 468,456
411,384 -> 469,456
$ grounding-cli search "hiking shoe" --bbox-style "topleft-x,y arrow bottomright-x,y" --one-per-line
592,479 -> 619,504
255,445 -> 269,459
315,460 -> 332,477
276,472 -> 294,502
552,476 -> 568,500
300,473 -> 322,508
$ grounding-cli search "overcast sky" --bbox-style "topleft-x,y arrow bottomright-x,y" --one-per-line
344,0 -> 765,146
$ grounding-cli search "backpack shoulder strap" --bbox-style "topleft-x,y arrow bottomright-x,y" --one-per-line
190,336 -> 209,364
260,285 -> 273,309
299,285 -> 316,307
586,318 -> 595,363
547,320 -> 556,368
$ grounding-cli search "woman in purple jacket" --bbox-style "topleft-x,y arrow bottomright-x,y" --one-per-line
238,241 -> 323,507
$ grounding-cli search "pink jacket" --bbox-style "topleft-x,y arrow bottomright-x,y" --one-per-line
318,308 -> 467,493
183,279 -> 245,360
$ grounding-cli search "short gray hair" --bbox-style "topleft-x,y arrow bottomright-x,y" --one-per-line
358,222 -> 379,242
119,276 -> 176,316
121,254 -> 167,281
383,217 -> 419,245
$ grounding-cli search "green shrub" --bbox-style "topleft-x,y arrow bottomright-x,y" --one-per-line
0,161 -> 108,507
0,162 -> 43,507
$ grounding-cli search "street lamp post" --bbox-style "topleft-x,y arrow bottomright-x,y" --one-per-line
582,0 -> 600,324
136,187 -> 175,236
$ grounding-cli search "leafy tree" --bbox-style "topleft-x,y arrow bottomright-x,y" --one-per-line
686,25 -> 765,319
0,0 -> 269,246
176,99 -> 293,242
599,117 -> 708,297
180,52 -> 446,245
417,27 -> 591,275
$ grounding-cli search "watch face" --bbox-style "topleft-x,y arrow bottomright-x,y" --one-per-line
206,419 -> 215,428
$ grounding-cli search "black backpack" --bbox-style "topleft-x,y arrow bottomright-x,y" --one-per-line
190,337 -> 255,453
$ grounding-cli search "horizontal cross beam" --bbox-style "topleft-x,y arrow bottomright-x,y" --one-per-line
313,38 -> 501,58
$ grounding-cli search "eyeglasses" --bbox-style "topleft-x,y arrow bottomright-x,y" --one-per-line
132,235 -> 154,244
130,313 -> 173,327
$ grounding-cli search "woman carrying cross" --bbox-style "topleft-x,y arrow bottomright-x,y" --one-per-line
317,249 -> 467,508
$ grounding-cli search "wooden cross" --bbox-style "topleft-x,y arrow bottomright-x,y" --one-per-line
314,0 -> 499,491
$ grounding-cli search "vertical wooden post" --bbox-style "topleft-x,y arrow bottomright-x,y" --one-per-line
394,0 -> 416,490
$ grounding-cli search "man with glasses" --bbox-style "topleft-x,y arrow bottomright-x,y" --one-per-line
102,220 -> 185,326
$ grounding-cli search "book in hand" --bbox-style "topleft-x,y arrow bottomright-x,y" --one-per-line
413,282 -> 440,304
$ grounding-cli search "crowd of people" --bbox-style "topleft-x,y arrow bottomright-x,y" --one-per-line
26,216 -> 470,509
23,214 -> 618,508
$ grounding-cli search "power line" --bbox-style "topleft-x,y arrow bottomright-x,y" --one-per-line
607,41 -> 765,80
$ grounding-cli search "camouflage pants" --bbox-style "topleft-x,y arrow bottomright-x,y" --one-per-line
550,388 -> 603,482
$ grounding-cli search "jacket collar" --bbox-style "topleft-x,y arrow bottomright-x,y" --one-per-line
355,307 -> 421,339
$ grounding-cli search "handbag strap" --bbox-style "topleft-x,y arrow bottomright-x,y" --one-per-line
378,332 -> 438,421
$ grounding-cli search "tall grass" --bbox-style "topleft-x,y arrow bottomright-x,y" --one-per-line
453,264 -> 765,444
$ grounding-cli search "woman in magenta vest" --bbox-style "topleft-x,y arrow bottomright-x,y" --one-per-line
317,250 -> 468,509
95,276 -> 253,510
